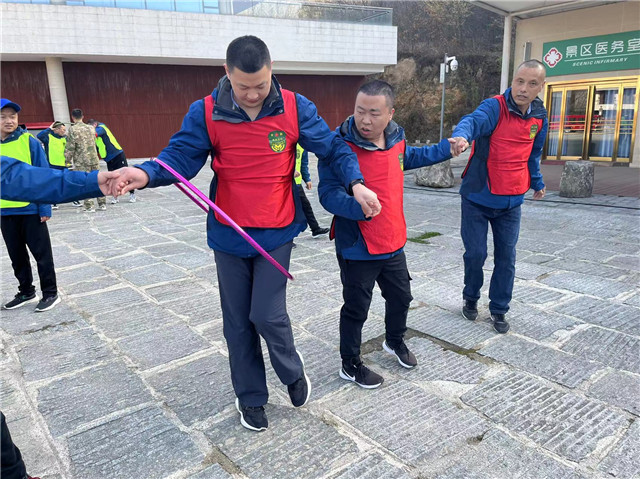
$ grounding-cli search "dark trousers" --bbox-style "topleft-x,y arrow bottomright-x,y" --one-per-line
1,214 -> 57,298
1,411 -> 27,479
297,184 -> 320,233
214,241 -> 303,407
107,152 -> 134,193
337,252 -> 413,360
460,196 -> 521,314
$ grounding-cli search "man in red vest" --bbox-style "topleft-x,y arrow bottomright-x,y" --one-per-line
318,80 -> 457,388
112,36 -> 381,431
450,60 -> 548,334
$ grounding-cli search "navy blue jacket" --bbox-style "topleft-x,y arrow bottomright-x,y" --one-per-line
319,116 -> 452,260
137,75 -> 364,257
1,129 -> 52,217
36,128 -> 64,159
95,124 -> 123,162
453,88 -> 547,209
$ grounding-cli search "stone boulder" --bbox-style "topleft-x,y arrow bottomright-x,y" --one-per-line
559,160 -> 594,198
415,160 -> 454,188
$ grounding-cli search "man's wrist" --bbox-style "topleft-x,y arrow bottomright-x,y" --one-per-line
349,178 -> 365,195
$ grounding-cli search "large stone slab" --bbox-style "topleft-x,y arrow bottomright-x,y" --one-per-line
37,360 -> 154,436
301,310 -> 385,351
204,405 -> 361,479
0,302 -> 89,339
17,328 -> 113,381
188,464 -> 233,479
539,271 -> 634,299
67,406 -> 203,479
144,279 -> 210,303
505,302 -> 581,341
146,354 -> 235,427
560,327 -> 640,374
163,293 -> 223,326
331,453 -> 413,479
328,381 -> 488,465
479,335 -> 601,388
100,251 -> 161,272
587,370 -> 640,415
511,283 -> 569,305
545,258 -> 626,280
92,302 -> 181,339
116,322 -> 210,370
598,420 -> 640,479
461,371 -> 629,462
71,286 -> 149,314
551,296 -> 640,336
286,285 -> 343,323
120,262 -> 189,287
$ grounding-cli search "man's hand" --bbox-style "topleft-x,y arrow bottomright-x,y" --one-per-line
533,187 -> 546,200
448,137 -> 469,157
113,167 -> 149,196
306,181 -> 313,190
352,183 -> 381,218
97,170 -> 122,197
40,216 -> 50,223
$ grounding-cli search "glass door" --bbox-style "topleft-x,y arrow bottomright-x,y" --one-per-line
561,88 -> 590,159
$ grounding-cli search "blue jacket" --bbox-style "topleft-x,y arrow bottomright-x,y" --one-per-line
95,124 -> 123,162
319,116 -> 452,260
299,148 -> 311,184
1,155 -> 101,203
137,75 -> 365,257
1,129 -> 52,217
36,128 -> 64,158
453,88 -> 547,209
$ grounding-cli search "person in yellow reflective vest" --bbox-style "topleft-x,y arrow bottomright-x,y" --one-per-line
37,120 -> 68,210
0,98 -> 60,312
295,145 -> 329,238
88,119 -> 136,204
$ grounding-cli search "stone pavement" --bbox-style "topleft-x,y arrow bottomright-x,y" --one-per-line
1,158 -> 639,479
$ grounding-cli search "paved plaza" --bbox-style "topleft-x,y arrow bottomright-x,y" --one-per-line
1,157 -> 639,479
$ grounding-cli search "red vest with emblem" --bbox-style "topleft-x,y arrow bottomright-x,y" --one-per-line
486,94 -> 543,195
204,89 -> 299,228
348,140 -> 407,255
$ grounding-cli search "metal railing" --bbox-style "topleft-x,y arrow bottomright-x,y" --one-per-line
2,0 -> 392,24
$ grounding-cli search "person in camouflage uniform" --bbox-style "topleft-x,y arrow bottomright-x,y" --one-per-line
64,108 -> 106,212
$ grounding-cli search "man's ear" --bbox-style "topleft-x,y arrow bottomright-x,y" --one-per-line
224,64 -> 230,76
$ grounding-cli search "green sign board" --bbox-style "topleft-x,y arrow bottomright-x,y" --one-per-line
542,30 -> 640,76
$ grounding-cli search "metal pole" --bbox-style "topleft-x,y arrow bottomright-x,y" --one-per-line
439,55 -> 447,141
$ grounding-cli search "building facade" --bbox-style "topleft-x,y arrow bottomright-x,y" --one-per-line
1,0 -> 397,158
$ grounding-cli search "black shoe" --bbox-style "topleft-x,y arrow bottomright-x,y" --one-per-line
383,340 -> 417,369
235,398 -> 268,432
34,295 -> 61,312
462,300 -> 478,321
491,313 -> 510,334
339,358 -> 384,389
311,227 -> 330,238
3,292 -> 36,310
287,351 -> 311,407
72,201 -> 82,207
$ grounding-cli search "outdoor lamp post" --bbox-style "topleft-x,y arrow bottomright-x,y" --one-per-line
439,54 -> 458,140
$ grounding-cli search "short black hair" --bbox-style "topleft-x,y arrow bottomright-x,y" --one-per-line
357,80 -> 395,109
71,108 -> 83,119
226,35 -> 271,73
87,119 -> 97,125
516,59 -> 546,77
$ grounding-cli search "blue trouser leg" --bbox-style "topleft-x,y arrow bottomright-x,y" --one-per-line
488,204 -> 521,314
461,197 -> 489,303
215,242 -> 302,407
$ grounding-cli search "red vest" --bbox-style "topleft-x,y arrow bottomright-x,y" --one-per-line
486,95 -> 543,195
349,140 -> 407,255
204,90 -> 299,228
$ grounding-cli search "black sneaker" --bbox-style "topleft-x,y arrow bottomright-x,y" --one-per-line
287,351 -> 311,407
34,295 -> 61,312
72,201 -> 82,207
383,340 -> 418,369
311,227 -> 330,238
462,300 -> 478,321
235,398 -> 268,432
491,313 -> 510,334
339,358 -> 384,389
3,292 -> 36,310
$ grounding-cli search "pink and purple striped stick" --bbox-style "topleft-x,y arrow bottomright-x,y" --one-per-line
154,157 -> 294,280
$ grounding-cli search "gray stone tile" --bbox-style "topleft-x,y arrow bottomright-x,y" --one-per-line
301,309 -> 385,350
511,283 -> 569,305
144,279 -> 210,303
120,262 -> 190,286
623,292 -> 640,308
146,354 -> 235,427
204,405 -> 360,479
539,271 -> 635,299
330,453 -> 413,479
68,406 -> 203,479
328,381 -> 488,465
92,302 -> 181,339
71,286 -> 149,314
37,360 -> 154,436
0,302 -> 89,339
606,254 -> 640,272
506,302 -> 581,341
561,327 -> 640,374
55,263 -> 112,284
163,293 -> 223,326
551,296 -> 640,336
367,337 -> 489,384
287,285 -> 343,323
164,249 -> 215,270
461,371 -> 629,462
598,420 -> 640,479
116,323 -> 210,369
513,261 -> 555,280
479,336 -> 602,388
587,370 -> 640,415
100,251 -> 161,271
51,251 -> 93,269
17,329 -> 113,381
61,275 -> 123,295
411,279 -> 460,312
545,258 -> 627,280
188,464 -> 233,479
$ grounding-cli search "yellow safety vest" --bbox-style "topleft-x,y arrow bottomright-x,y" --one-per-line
95,123 -> 122,159
48,133 -> 67,167
0,133 -> 33,209
295,144 -> 303,185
